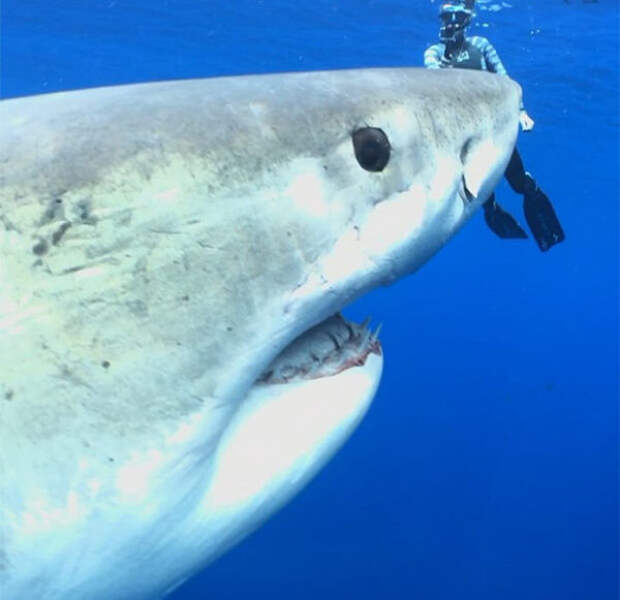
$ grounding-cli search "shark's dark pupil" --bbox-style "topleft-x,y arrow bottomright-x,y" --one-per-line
352,127 -> 391,172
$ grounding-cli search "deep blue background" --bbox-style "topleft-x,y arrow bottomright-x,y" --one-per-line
2,1 -> 617,598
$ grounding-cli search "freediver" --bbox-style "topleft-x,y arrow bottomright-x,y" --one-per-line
424,0 -> 565,252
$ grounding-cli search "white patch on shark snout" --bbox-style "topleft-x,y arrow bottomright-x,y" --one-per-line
285,166 -> 331,217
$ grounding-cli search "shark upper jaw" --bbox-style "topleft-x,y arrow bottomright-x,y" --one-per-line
0,68 -> 521,599
242,114 -> 517,408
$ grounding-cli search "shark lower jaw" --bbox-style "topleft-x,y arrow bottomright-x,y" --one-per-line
206,316 -> 384,519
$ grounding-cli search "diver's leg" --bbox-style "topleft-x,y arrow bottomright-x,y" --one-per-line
504,149 -> 530,194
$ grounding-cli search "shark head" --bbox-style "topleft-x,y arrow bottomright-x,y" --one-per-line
0,68 -> 520,599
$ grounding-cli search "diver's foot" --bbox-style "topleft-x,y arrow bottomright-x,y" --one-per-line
522,175 -> 566,252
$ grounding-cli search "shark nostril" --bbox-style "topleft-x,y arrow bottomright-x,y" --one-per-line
352,127 -> 391,172
460,175 -> 476,203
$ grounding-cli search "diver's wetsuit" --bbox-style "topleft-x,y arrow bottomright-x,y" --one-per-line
425,35 -> 508,75
423,35 -> 565,251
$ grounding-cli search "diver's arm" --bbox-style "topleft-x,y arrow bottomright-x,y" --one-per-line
424,44 -> 450,68
476,36 -> 509,76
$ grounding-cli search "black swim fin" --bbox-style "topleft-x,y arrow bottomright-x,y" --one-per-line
483,198 -> 528,239
523,186 -> 565,252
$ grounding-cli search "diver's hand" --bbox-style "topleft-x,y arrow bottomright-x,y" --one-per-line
519,109 -> 535,132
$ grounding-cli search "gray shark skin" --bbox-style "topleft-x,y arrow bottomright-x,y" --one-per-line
0,68 -> 521,599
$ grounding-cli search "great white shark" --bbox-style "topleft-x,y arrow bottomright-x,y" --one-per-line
0,68 -> 520,599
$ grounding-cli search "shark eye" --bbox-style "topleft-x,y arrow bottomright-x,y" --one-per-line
352,127 -> 391,172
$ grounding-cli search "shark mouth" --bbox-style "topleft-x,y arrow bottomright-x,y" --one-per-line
257,315 -> 382,385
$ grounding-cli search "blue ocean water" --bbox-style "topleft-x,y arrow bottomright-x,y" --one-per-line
2,1 -> 617,599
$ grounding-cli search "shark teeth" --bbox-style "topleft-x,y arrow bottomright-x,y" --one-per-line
257,313 -> 382,385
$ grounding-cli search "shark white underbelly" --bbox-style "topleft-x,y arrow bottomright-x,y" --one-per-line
0,68 -> 521,599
